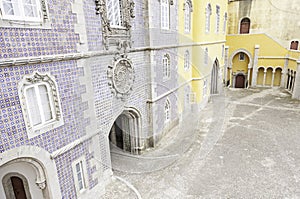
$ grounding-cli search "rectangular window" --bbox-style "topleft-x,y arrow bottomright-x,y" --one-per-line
161,0 -> 169,30
1,0 -> 41,21
184,3 -> 190,33
216,6 -> 220,33
25,83 -> 54,128
75,161 -> 85,191
106,0 -> 122,27
72,157 -> 88,195
239,53 -> 245,61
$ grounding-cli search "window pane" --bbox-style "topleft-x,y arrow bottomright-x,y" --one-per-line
26,87 -> 42,126
38,85 -> 53,122
2,0 -> 19,16
23,0 -> 38,17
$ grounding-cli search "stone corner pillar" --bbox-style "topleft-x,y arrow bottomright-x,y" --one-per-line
224,46 -> 229,86
292,60 -> 300,99
251,45 -> 260,87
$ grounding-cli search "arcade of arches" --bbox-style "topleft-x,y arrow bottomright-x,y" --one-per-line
256,67 -> 283,87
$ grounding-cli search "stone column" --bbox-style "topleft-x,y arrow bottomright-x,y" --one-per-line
282,56 -> 289,88
247,67 -> 251,88
230,69 -> 233,87
271,70 -> 275,87
251,45 -> 260,87
263,70 -> 266,86
292,60 -> 300,99
292,72 -> 296,92
224,46 -> 229,85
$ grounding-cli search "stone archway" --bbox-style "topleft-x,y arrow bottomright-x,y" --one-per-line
210,59 -> 219,94
109,108 -> 142,155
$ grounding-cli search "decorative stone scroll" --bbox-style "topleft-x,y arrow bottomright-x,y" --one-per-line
107,54 -> 135,100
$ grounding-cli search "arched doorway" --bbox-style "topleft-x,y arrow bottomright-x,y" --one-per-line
240,17 -> 250,34
289,70 -> 294,90
3,173 -> 31,199
235,74 -> 245,88
257,68 -> 264,86
265,68 -> 273,86
109,108 -> 142,154
273,68 -> 282,86
210,59 -> 219,94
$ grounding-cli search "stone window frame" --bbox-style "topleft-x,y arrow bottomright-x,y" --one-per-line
0,0 -> 50,28
239,52 -> 245,61
164,98 -> 171,123
18,72 -> 64,139
184,50 -> 190,71
205,3 -> 212,33
163,53 -> 171,80
161,0 -> 170,30
183,0 -> 193,33
72,156 -> 89,197
95,0 -> 135,50
223,12 -> 227,34
215,5 -> 220,33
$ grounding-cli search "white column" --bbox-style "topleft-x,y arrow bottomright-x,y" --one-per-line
292,60 -> 300,99
263,70 -> 266,86
224,46 -> 229,85
230,68 -> 233,87
247,67 -> 251,88
271,71 -> 275,87
251,45 -> 260,86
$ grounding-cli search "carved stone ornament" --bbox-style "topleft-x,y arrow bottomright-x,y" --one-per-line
107,55 -> 135,100
95,0 -> 135,50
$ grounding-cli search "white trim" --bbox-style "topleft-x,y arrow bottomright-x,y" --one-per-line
72,156 -> 89,198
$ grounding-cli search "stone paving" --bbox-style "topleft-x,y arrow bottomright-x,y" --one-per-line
105,88 -> 300,198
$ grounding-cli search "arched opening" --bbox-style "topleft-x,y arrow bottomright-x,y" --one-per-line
265,68 -> 273,86
109,109 -> 141,154
235,74 -> 245,88
210,59 -> 219,94
290,41 -> 299,50
3,173 -> 31,199
257,68 -> 264,86
273,68 -> 282,87
286,69 -> 290,89
240,17 -> 250,34
289,70 -> 294,90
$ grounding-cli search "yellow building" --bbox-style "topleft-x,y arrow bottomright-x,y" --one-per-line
226,0 -> 300,99
177,0 -> 228,118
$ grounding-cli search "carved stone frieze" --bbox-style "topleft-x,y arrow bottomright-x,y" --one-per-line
95,0 -> 135,50
107,54 -> 135,100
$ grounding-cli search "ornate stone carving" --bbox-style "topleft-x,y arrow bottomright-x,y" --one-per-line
41,0 -> 48,19
107,55 -> 135,100
95,0 -> 135,50
36,181 -> 46,189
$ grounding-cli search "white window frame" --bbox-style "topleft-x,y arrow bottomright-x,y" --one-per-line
205,4 -> 212,33
24,82 -> 56,128
184,50 -> 190,71
72,157 -> 88,196
0,0 -> 43,22
161,0 -> 170,30
223,12 -> 227,34
106,0 -> 123,28
184,2 -> 191,33
164,99 -> 170,123
163,54 -> 170,80
215,5 -> 220,33
19,72 -> 63,138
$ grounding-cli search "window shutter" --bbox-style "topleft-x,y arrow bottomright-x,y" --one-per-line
38,85 -> 53,122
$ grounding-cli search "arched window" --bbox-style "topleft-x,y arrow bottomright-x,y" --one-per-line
164,99 -> 170,123
19,72 -> 63,138
205,4 -> 212,33
0,0 -> 48,22
163,54 -> 170,79
184,50 -> 190,70
161,0 -> 170,30
215,5 -> 220,33
290,41 -> 299,50
240,17 -> 250,34
184,1 -> 192,33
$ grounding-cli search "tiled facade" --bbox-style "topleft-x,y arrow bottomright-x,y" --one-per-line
0,0 -> 228,198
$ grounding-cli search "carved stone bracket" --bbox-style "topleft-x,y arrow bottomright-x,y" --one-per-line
95,0 -> 135,50
107,54 -> 135,100
36,181 -> 46,190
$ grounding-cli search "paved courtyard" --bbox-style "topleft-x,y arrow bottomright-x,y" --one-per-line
105,88 -> 300,198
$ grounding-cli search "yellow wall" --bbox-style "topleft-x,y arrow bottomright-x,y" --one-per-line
232,53 -> 249,73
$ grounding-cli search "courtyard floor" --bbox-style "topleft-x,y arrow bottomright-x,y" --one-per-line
104,87 -> 300,198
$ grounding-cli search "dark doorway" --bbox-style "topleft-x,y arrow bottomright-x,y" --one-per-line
235,74 -> 245,88
240,18 -> 250,34
210,60 -> 219,94
11,176 -> 27,199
